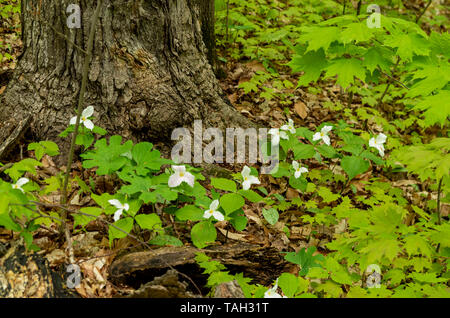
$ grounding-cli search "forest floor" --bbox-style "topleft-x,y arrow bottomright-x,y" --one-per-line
0,0 -> 448,298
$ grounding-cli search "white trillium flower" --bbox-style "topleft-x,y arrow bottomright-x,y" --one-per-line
312,125 -> 333,146
369,133 -> 387,157
268,128 -> 289,146
292,161 -> 308,179
70,105 -> 95,130
264,279 -> 287,298
281,119 -> 296,134
241,165 -> 260,190
168,165 -> 195,188
203,200 -> 224,222
12,177 -> 29,193
108,199 -> 129,222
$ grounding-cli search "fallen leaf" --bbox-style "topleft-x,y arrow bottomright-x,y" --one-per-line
294,101 -> 308,119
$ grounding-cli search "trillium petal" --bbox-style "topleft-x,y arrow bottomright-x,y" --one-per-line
241,166 -> 251,178
369,137 -> 377,148
376,133 -> 387,144
242,180 -> 251,190
294,170 -> 301,179
16,178 -> 29,187
280,131 -> 289,140
182,172 -> 195,187
113,209 -> 123,222
172,165 -> 186,173
108,199 -> 123,209
82,105 -> 94,118
70,116 -> 78,125
168,174 -> 182,188
123,203 -> 130,211
292,160 -> 299,170
322,125 -> 333,133
247,175 -> 260,185
322,134 -> 331,146
210,199 -> 219,211
300,167 -> 308,174
83,119 -> 94,130
212,211 -> 225,222
377,145 -> 385,157
312,132 -> 322,141
203,210 -> 213,219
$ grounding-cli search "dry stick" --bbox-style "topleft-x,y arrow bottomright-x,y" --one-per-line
60,0 -> 103,265
416,0 -> 433,23
28,201 -> 203,296
0,163 -> 13,174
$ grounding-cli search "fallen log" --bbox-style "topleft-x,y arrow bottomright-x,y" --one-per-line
109,243 -> 291,294
0,241 -> 78,298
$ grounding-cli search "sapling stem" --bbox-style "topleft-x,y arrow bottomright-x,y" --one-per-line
378,57 -> 401,108
60,0 -> 103,262
437,177 -> 442,226
61,0 -> 102,208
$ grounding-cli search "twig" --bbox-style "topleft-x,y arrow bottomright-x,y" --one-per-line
0,163 -> 13,174
378,56 -> 401,107
378,67 -> 410,90
39,19 -> 88,55
416,0 -> 433,23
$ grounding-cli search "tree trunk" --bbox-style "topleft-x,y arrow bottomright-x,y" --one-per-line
0,0 -> 249,160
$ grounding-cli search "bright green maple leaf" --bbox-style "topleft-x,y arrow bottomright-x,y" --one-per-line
384,33 -> 430,62
413,90 -> 450,128
300,26 -> 340,52
284,246 -> 325,276
325,58 -> 366,89
340,22 -> 375,44
81,135 -> 133,175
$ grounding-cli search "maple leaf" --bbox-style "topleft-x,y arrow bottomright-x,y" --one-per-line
340,22 -> 375,44
81,135 -> 133,175
284,246 -> 325,276
413,90 -> 450,127
324,58 -> 366,89
300,26 -> 340,52
288,49 -> 328,86
384,33 -> 430,62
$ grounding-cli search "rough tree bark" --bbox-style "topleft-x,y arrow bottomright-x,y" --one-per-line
0,0 -> 249,160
